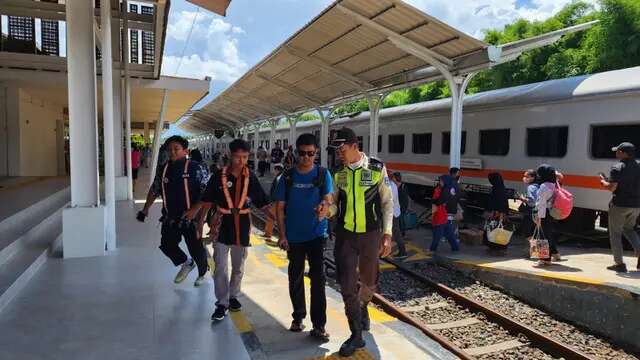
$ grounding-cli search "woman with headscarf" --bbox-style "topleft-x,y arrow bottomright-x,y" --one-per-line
534,164 -> 561,266
484,172 -> 510,252
429,175 -> 460,253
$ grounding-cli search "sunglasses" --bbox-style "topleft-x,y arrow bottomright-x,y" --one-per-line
296,150 -> 317,157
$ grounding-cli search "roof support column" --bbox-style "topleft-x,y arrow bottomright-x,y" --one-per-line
447,72 -> 477,168
149,90 -> 170,189
63,0 -> 105,258
317,108 -> 331,168
123,0 -> 134,201
100,0 -> 117,251
253,126 -> 260,168
288,116 -> 298,148
366,94 -> 385,158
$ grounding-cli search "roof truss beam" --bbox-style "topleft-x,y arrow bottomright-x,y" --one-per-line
336,4 -> 453,69
284,45 -> 373,90
255,72 -> 324,106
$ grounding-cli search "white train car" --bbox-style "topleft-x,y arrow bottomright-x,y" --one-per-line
254,67 -> 640,229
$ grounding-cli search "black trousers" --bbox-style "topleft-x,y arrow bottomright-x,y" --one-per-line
159,221 -> 208,276
287,237 -> 327,329
540,216 -> 559,260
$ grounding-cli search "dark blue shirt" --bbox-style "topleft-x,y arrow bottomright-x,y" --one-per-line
275,166 -> 333,243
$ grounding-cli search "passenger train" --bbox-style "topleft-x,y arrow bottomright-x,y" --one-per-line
212,67 -> 640,231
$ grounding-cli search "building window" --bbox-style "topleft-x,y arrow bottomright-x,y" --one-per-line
357,136 -> 364,151
442,131 -> 466,154
412,133 -> 432,154
480,129 -> 510,156
388,134 -> 405,153
527,126 -> 568,157
591,124 -> 640,159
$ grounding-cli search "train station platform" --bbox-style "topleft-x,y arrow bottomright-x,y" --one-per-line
0,167 -> 454,359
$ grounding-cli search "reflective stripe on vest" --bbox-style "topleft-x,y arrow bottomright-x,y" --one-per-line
334,166 -> 383,233
160,160 -> 191,212
219,166 -> 251,246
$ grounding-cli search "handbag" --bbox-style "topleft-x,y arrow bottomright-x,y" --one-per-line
487,221 -> 513,246
529,225 -> 550,259
400,211 -> 418,230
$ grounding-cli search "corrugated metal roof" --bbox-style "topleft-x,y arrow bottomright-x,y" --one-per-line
183,0 -> 489,132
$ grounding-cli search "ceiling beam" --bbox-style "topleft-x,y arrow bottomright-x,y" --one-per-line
283,45 -> 374,90
254,72 -> 324,106
336,4 -> 453,69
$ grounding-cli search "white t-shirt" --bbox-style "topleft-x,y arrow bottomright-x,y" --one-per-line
389,181 -> 401,218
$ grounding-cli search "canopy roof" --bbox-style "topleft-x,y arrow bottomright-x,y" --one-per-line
182,0 -> 596,134
187,0 -> 232,16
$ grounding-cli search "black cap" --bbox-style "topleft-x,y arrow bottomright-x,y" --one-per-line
331,127 -> 358,147
612,142 -> 636,156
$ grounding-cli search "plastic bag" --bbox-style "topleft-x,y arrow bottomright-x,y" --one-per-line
529,225 -> 549,259
487,222 -> 513,246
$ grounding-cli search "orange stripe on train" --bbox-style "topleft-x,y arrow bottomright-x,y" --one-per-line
385,162 -> 604,190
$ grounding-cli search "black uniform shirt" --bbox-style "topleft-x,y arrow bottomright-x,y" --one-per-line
202,168 -> 270,246
149,158 -> 209,219
610,158 -> 640,208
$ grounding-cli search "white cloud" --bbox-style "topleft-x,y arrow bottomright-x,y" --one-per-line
404,0 -> 598,38
163,10 -> 247,83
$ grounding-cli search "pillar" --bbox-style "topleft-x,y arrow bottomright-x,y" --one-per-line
99,0 -> 117,250
367,94 -> 385,158
149,90 -> 169,188
253,126 -> 260,166
317,108 -> 330,168
288,116 -> 298,147
63,0 -> 105,258
446,73 -> 477,168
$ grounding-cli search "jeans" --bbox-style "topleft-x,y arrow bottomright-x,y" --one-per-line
287,237 -> 327,329
608,204 -> 640,265
430,220 -> 460,252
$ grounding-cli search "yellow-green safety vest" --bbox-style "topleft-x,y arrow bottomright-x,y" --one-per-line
333,161 -> 384,233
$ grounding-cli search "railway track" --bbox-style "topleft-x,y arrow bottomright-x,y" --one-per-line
250,211 -> 635,360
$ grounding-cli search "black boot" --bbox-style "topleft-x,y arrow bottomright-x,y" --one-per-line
361,304 -> 370,331
339,320 -> 366,357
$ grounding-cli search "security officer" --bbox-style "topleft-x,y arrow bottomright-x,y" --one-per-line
327,127 -> 393,357
137,135 -> 209,287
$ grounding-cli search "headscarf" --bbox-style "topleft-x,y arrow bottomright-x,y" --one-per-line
440,174 -> 455,193
487,172 -> 508,213
488,172 -> 505,190
536,164 -> 557,184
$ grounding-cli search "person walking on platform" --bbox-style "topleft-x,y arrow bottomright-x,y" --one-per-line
326,127 -> 394,357
137,136 -> 210,287
257,146 -> 268,177
389,172 -> 408,259
263,164 -> 284,242
275,133 -> 333,340
429,175 -> 461,253
600,142 -> 640,273
131,144 -> 142,190
271,142 -> 284,167
184,139 -> 270,322
534,164 -> 561,266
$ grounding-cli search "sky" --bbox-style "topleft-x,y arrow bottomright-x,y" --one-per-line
160,0 -> 597,136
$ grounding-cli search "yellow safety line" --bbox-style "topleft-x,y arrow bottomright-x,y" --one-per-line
305,349 -> 375,360
230,311 -> 253,333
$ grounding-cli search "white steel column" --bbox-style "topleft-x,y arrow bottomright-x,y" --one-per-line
123,1 -> 134,200
317,108 -> 330,168
288,116 -> 298,146
63,0 -> 105,258
112,68 -> 124,177
367,94 -> 385,158
149,90 -> 169,188
269,119 -> 278,150
446,73 -> 477,168
100,0 -> 117,250
253,126 -> 260,166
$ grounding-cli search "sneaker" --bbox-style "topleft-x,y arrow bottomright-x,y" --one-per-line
211,305 -> 228,322
194,274 -> 208,287
393,252 -> 409,260
289,320 -> 305,332
339,335 -> 366,357
174,260 -> 195,283
606,263 -> 628,273
309,328 -> 330,342
534,260 -> 552,267
229,298 -> 242,312
551,254 -> 562,262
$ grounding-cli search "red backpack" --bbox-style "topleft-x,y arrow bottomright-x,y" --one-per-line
550,181 -> 573,220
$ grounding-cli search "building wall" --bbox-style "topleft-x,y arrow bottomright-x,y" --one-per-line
5,86 -> 21,176
17,88 -> 64,176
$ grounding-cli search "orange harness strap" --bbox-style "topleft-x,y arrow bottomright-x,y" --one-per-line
160,160 -> 192,212
218,166 -> 250,215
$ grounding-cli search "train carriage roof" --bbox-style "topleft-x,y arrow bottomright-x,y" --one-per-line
335,66 -> 640,123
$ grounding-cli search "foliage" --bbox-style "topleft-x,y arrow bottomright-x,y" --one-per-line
331,0 -> 640,115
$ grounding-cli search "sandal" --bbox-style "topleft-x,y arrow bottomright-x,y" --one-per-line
309,328 -> 330,342
289,320 -> 305,332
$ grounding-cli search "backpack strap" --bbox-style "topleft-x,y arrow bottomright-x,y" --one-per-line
182,160 -> 191,210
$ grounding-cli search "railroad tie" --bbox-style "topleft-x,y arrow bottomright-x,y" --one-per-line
464,340 -> 527,356
425,317 -> 481,330
403,301 -> 450,313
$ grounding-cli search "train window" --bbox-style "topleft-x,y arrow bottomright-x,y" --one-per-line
378,135 -> 382,153
388,134 -> 405,153
442,131 -> 467,154
357,136 -> 364,151
591,124 -> 640,159
527,127 -> 568,157
480,129 -> 510,156
412,133 -> 432,154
